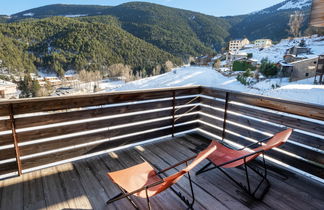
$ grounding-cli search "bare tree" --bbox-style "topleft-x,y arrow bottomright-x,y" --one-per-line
152,64 -> 162,76
213,59 -> 221,69
108,63 -> 133,82
164,60 -> 174,72
288,11 -> 304,37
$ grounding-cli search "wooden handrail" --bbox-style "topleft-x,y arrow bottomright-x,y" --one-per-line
201,86 -> 324,121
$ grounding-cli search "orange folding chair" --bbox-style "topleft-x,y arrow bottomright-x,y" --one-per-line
196,128 -> 292,200
106,143 -> 216,209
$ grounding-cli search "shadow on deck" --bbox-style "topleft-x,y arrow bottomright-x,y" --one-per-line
1,133 -> 323,210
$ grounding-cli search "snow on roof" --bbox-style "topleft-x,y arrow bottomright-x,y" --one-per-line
65,70 -> 77,76
290,56 -> 318,64
244,44 -> 255,48
279,62 -> 293,67
296,54 -> 318,59
211,55 -> 222,60
0,79 -> 16,86
236,52 -> 248,56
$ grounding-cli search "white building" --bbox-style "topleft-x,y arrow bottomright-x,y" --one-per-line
0,80 -> 19,99
254,39 -> 272,48
228,38 -> 250,53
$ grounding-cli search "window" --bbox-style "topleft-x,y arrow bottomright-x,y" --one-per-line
305,73 -> 309,77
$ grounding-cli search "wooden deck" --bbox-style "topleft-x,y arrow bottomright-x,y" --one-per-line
1,133 -> 323,210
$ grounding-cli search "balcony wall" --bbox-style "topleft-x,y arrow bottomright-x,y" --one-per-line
0,86 -> 323,183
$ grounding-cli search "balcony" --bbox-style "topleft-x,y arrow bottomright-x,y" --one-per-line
0,86 -> 323,209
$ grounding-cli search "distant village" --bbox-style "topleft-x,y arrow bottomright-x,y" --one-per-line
0,69 -> 105,100
194,37 -> 324,85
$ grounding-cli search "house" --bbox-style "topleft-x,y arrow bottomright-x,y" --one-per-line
254,39 -> 272,48
314,55 -> 324,84
226,52 -> 248,63
280,57 -> 319,81
283,54 -> 306,63
228,38 -> 250,53
0,80 -> 19,99
278,62 -> 294,77
286,46 -> 311,57
44,76 -> 62,86
195,55 -> 213,66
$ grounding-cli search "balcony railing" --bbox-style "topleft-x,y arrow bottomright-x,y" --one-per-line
0,86 -> 323,183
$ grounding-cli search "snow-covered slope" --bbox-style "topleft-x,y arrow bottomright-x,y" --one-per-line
242,36 -> 324,63
110,66 -> 324,105
112,67 -> 250,92
277,0 -> 312,11
254,0 -> 312,14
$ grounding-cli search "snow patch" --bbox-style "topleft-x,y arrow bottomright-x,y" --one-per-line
277,0 -> 311,10
23,13 -> 34,17
112,67 -> 250,93
64,14 -> 88,18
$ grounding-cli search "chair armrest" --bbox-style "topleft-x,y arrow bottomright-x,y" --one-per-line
236,136 -> 273,151
139,154 -> 196,175
218,149 -> 265,167
157,155 -> 197,174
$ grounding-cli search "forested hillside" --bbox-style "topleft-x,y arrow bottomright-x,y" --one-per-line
0,17 -> 181,76
0,33 -> 36,74
0,0 -> 317,76
100,2 -> 231,56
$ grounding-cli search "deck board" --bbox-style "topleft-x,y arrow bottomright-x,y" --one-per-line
0,133 -> 323,210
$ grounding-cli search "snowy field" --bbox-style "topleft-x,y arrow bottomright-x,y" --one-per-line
110,66 -> 324,105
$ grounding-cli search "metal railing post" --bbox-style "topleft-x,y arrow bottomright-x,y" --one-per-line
172,90 -> 176,137
221,92 -> 230,141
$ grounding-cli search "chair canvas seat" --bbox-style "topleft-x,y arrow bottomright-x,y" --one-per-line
107,142 -> 216,200
208,128 -> 292,168
108,161 -> 163,198
207,141 -> 259,168
196,128 -> 293,200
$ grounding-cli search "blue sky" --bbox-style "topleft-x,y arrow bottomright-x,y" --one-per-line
1,0 -> 285,16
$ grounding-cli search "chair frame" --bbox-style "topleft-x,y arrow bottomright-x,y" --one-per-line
106,154 -> 198,210
196,136 -> 273,200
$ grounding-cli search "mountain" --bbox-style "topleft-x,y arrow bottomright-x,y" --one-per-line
9,1 -> 314,51
228,0 -> 312,40
11,2 -> 233,56
0,0 -> 319,76
99,2 -> 231,57
11,4 -> 111,19
0,17 -> 181,76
